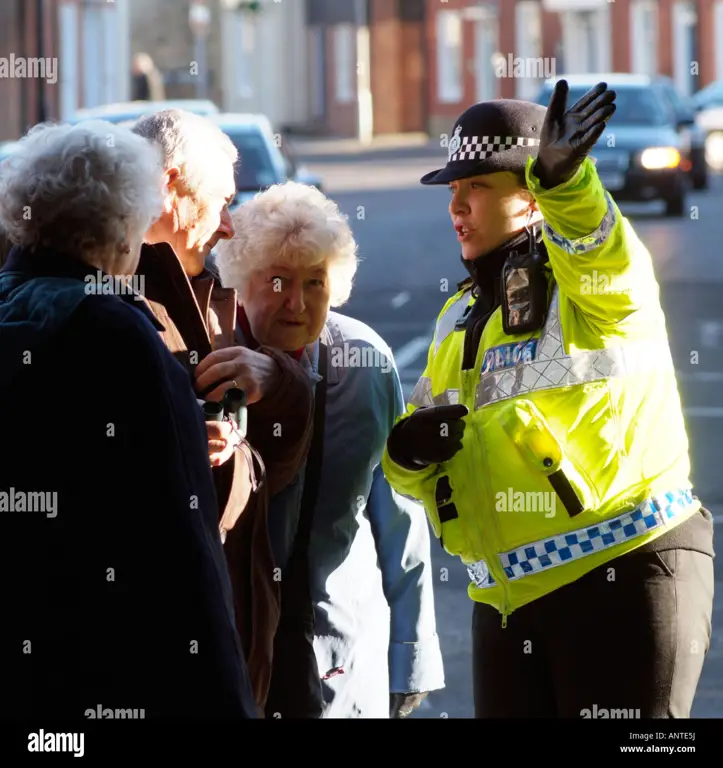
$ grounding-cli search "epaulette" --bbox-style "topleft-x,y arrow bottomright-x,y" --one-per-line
457,276 -> 474,293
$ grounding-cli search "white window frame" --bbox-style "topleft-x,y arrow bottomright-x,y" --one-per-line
233,11 -> 255,100
475,7 -> 499,102
672,1 -> 697,96
59,2 -> 79,121
437,10 -> 463,104
715,1 -> 723,80
515,0 -> 543,100
630,0 -> 659,76
334,24 -> 354,104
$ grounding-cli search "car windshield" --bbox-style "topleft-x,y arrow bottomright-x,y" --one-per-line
221,128 -> 282,191
539,86 -> 671,126
693,80 -> 723,109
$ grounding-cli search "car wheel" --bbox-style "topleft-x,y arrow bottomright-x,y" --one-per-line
693,169 -> 709,190
664,191 -> 686,217
692,151 -> 709,190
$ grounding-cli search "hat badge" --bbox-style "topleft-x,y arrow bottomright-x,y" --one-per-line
448,125 -> 462,160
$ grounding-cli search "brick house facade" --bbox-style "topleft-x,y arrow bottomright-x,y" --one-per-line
0,0 -> 61,142
425,0 -> 723,139
0,0 -> 131,142
305,0 -> 428,137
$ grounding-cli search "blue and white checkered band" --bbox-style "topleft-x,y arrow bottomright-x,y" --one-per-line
449,134 -> 541,162
467,488 -> 696,589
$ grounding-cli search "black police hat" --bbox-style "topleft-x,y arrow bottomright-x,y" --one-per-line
421,99 -> 547,185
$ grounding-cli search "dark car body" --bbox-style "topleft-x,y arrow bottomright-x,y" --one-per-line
205,113 -> 323,210
535,74 -> 704,216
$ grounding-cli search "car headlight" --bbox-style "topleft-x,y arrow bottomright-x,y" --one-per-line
639,147 -> 681,169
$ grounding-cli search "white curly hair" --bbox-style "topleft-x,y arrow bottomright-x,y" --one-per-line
0,120 -> 164,259
215,181 -> 359,307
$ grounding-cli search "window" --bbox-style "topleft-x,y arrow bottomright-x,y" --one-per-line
475,11 -> 498,102
515,0 -> 542,100
558,86 -> 670,126
437,10 -> 463,103
631,0 -> 658,76
232,12 -> 255,99
716,1 -> 723,81
334,24 -> 355,103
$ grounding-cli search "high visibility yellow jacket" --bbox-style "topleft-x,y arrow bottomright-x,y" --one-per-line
381,155 -> 699,625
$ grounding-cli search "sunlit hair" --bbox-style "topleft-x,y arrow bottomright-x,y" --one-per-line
132,108 -> 237,200
0,120 -> 164,259
215,181 -> 359,307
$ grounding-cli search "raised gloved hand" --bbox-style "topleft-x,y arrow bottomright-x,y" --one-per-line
386,404 -> 468,471
390,692 -> 429,718
533,80 -> 616,190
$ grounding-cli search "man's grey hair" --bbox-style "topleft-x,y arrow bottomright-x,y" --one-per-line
132,109 -> 237,198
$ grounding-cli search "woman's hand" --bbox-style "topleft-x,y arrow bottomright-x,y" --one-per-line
207,418 -> 241,467
195,346 -> 281,405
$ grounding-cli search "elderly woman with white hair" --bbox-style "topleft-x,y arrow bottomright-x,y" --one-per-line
215,180 -> 445,719
0,120 -> 258,719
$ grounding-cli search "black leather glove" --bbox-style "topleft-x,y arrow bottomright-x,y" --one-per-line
390,692 -> 428,718
533,80 -> 616,190
386,404 -> 468,471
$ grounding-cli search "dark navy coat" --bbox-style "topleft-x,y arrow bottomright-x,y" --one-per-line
0,246 -> 258,719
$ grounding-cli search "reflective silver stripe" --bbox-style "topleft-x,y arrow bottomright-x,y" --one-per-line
475,284 -> 674,408
434,290 -> 472,353
467,489 -> 695,588
543,191 -> 616,255
408,375 -> 434,407
408,377 -> 461,408
433,388 -> 460,405
467,559 -> 496,589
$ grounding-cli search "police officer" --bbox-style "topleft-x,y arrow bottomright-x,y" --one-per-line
382,82 -> 715,718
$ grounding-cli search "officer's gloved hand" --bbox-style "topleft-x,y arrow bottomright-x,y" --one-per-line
533,80 -> 616,190
390,692 -> 429,718
386,404 -> 468,471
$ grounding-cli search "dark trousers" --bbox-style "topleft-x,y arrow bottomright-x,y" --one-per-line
472,547 -> 714,717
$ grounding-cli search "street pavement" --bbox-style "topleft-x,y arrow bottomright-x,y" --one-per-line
297,139 -> 723,718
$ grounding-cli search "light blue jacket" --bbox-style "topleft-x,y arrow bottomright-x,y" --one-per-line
266,311 -> 445,718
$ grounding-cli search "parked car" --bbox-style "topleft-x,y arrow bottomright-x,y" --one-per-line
690,79 -> 723,171
536,74 -> 697,216
655,75 -> 708,189
204,113 -> 323,208
67,99 -> 220,125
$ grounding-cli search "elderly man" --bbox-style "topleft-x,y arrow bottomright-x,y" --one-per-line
131,109 -> 314,714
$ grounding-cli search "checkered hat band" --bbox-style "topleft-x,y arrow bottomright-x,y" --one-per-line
450,135 -> 540,162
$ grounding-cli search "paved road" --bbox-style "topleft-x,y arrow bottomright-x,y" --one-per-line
299,142 -> 723,718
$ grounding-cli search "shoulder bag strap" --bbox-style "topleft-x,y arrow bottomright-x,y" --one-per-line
292,337 -> 328,558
